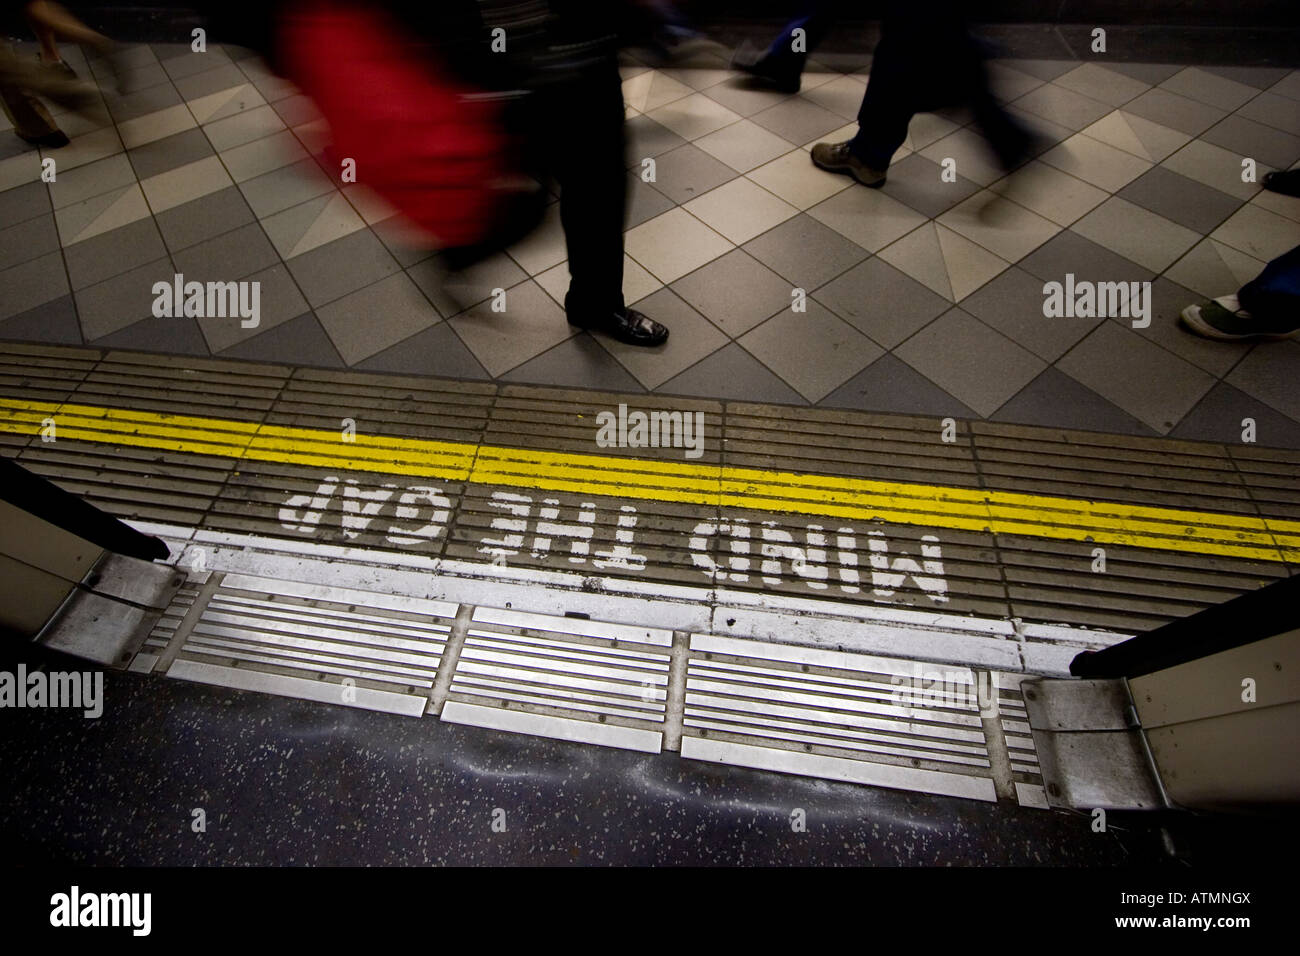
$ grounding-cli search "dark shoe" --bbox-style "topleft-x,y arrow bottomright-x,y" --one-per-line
1180,295 -> 1299,341
569,307 -> 669,347
1263,169 -> 1300,198
730,39 -> 801,94
810,140 -> 887,187
16,128 -> 70,148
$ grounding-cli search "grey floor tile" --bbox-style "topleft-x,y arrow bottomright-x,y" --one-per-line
820,352 -> 977,418
173,63 -> 247,102
1123,88 -> 1228,137
643,143 -> 738,205
1224,341 -> 1300,423
410,252 -> 528,318
0,132 -> 38,163
355,323 -> 490,380
0,182 -> 51,226
0,215 -> 59,271
91,313 -> 211,356
106,82 -> 182,124
960,265 -> 1100,362
500,334 -> 646,393
73,257 -> 173,340
0,294 -> 82,345
114,59 -> 170,95
195,262 -> 309,354
218,312 -> 344,368
893,307 -> 1046,417
991,366 -> 1156,436
47,155 -> 134,214
1097,62 -> 1184,87
1011,82 -> 1113,131
1136,276 -> 1254,378
701,80 -> 795,119
316,272 -> 442,365
996,58 -> 1083,83
750,97 -> 846,145
670,248 -> 791,338
154,185 -> 256,252
1,251 -> 71,321
626,171 -> 676,228
238,156 -> 335,218
1171,381 -> 1300,450
1070,196 -> 1200,273
284,228 -> 401,309
448,279 -> 574,378
1234,91 -> 1300,136
813,257 -> 951,350
1056,321 -> 1217,432
741,213 -> 869,290
659,342 -> 804,404
127,127 -> 216,180
737,301 -> 882,403
1018,229 -> 1154,285
879,153 -> 982,220
161,47 -> 233,81
596,287 -> 729,390
1116,166 -> 1243,234
993,59 -> 1076,83
1202,65 -> 1293,91
172,221 -> 279,282
625,115 -> 688,167
64,217 -> 168,291
1200,114 -> 1300,172
1159,67 -> 1259,113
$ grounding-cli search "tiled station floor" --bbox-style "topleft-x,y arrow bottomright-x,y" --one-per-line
2,37 -> 1299,446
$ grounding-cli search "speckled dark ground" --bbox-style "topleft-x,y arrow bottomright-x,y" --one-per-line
0,645 -> 1291,867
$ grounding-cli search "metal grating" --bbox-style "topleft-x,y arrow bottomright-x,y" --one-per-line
167,573 -> 454,716
681,633 -> 1017,803
442,607 -> 672,753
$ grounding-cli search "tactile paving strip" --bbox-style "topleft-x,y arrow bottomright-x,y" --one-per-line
1,341 -> 1296,637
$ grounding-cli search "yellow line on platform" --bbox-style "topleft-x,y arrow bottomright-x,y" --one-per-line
2,397 -> 1295,563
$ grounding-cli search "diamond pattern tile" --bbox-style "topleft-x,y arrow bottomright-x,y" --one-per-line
0,50 -> 1293,443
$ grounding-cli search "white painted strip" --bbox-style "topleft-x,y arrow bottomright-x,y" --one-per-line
1016,782 -> 1050,809
471,605 -> 673,646
690,632 -> 979,682
166,658 -> 428,716
709,606 -> 1021,670
715,586 -> 1016,636
680,735 -> 998,802
440,700 -> 664,753
221,572 -> 458,619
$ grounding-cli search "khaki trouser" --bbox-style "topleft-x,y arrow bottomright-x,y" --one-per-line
0,41 -> 61,139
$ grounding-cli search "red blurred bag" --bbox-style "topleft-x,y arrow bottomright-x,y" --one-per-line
278,2 -> 520,248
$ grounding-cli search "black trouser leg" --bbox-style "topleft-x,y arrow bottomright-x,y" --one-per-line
545,64 -> 628,317
848,51 -> 914,168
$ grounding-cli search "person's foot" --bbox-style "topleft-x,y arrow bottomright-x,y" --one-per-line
1180,294 -> 1300,341
568,306 -> 669,347
38,55 -> 77,79
1263,169 -> 1300,198
16,128 -> 70,148
810,140 -> 887,187
730,39 -> 801,94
